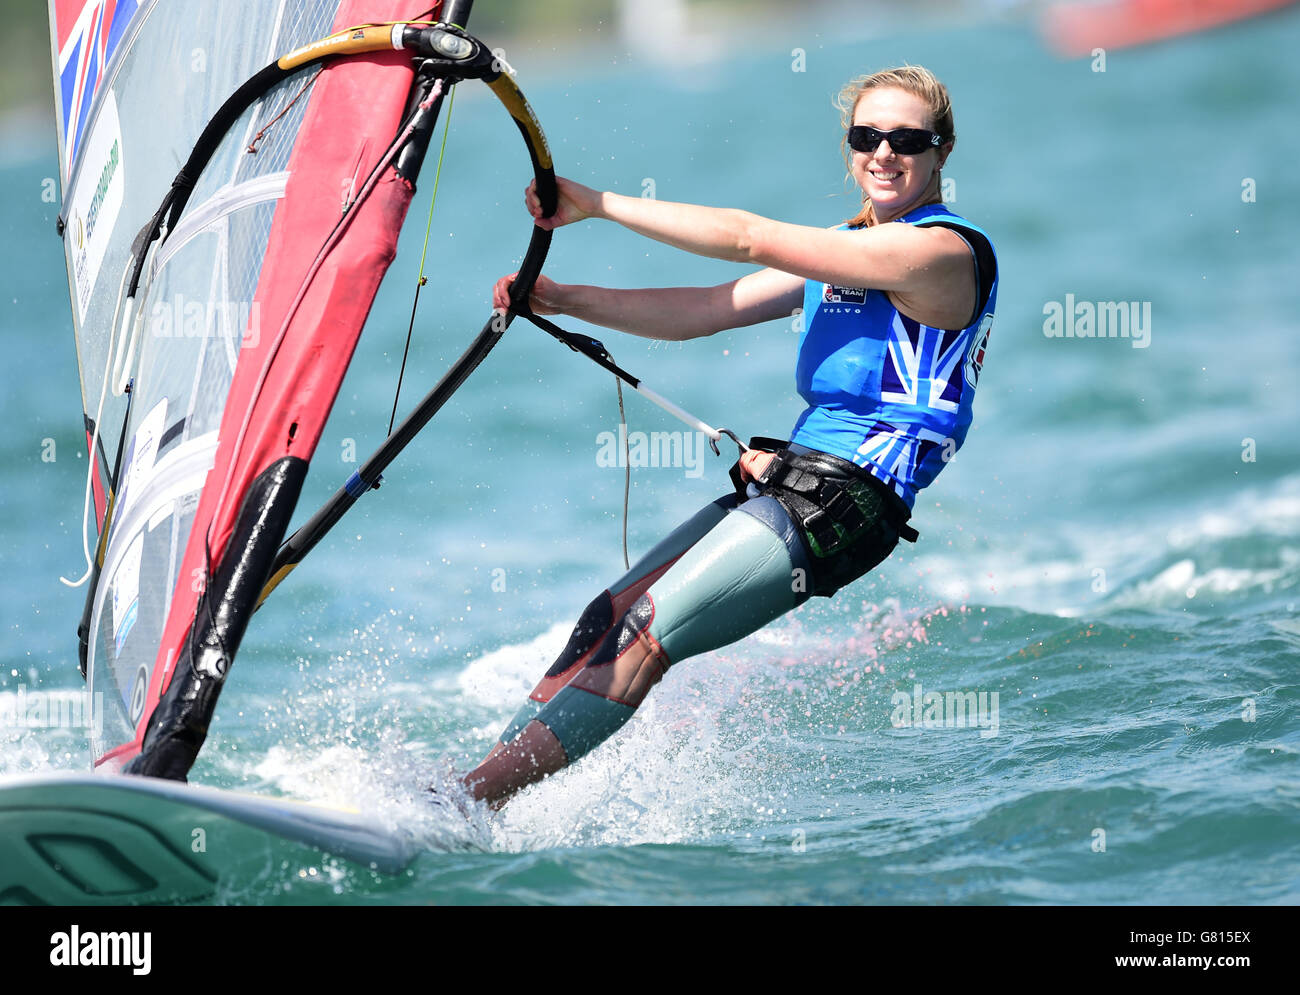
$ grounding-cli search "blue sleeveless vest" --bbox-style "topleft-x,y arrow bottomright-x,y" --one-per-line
788,203 -> 998,509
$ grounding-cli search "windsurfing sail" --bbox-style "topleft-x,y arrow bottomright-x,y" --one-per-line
50,0 -> 557,780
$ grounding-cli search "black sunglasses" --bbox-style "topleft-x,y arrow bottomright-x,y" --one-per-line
847,125 -> 944,155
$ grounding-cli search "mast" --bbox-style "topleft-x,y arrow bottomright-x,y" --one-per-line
443,0 -> 474,28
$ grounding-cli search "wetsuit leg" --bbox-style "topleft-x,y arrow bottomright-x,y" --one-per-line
463,496 -> 818,804
513,495 -> 810,767
492,495 -> 738,747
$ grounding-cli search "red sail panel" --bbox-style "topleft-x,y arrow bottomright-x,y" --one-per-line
99,0 -> 430,769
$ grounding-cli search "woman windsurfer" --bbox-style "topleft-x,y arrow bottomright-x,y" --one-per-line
460,65 -> 998,808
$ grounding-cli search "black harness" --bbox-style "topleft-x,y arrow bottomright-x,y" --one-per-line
730,438 -> 917,596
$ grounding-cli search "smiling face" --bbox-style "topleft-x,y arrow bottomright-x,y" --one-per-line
849,86 -> 950,223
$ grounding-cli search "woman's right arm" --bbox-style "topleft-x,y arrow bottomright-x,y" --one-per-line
493,266 -> 804,342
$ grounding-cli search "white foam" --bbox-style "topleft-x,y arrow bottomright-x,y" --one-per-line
451,622 -> 569,710
1167,480 -> 1300,548
490,657 -> 754,851
1110,557 -> 1294,608
250,739 -> 492,852
908,473 -> 1300,616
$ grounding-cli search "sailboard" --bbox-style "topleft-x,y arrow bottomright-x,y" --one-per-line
0,772 -> 418,904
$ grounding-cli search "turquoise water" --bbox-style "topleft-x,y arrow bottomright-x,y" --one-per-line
2,10 -> 1299,904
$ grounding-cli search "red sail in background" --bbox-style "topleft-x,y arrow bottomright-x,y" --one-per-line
1042,0 -> 1298,57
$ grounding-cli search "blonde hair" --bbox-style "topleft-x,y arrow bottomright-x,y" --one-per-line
837,65 -> 955,228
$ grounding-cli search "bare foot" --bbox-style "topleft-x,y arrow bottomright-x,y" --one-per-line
461,720 -> 569,808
